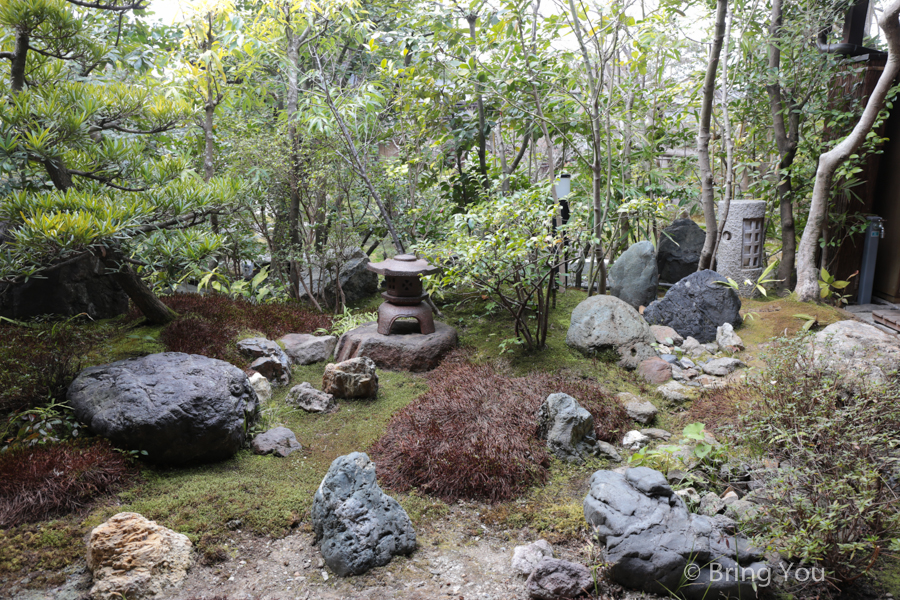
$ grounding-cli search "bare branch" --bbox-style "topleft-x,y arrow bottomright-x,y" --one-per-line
64,0 -> 149,12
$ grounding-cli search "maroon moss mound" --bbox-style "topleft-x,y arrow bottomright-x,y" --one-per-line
0,439 -> 134,527
150,294 -> 333,366
371,353 -> 629,503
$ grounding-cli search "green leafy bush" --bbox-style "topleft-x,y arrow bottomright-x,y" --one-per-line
734,335 -> 900,584
416,184 -> 592,350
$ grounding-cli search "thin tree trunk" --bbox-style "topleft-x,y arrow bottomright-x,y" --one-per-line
697,0 -> 728,271
9,28 -> 28,93
466,14 -> 489,188
766,0 -> 799,291
796,0 -> 900,301
712,5 -> 734,265
285,18 -> 304,299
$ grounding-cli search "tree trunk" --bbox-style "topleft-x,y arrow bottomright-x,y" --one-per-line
765,0 -> 799,291
697,0 -> 728,271
285,18 -> 304,298
43,157 -> 74,191
795,0 -> 900,301
466,14 -> 489,189
99,247 -> 177,325
712,4 -> 734,264
10,28 -> 28,93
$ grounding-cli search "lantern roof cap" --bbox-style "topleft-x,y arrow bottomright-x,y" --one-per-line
366,253 -> 441,277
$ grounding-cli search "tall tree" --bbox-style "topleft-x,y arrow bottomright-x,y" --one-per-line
795,0 -> 900,301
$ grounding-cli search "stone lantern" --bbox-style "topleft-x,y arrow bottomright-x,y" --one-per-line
366,254 -> 441,335
717,199 -> 767,297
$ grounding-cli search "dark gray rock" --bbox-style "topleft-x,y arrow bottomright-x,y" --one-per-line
67,352 -> 258,464
279,333 -> 337,365
237,337 -> 283,358
643,270 -> 742,344
537,393 -> 621,463
252,426 -> 301,457
334,321 -> 458,372
286,382 -> 336,413
240,336 -> 292,386
0,254 -> 128,320
657,218 -> 706,284
299,248 -> 378,307
525,557 -> 594,600
250,355 -> 291,387
584,467 -> 768,599
609,241 -> 659,310
566,295 -> 657,369
311,452 -> 416,576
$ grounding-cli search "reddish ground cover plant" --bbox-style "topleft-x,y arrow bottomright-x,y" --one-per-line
371,352 -> 628,503
149,294 -> 333,366
0,439 -> 134,527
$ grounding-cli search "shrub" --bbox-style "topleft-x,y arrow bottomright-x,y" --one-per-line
0,320 -> 104,416
371,353 -> 628,503
0,439 -> 134,527
733,335 -> 900,585
150,294 -> 333,366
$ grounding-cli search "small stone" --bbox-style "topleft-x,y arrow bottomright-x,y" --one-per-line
525,557 -> 593,600
248,372 -> 272,403
650,325 -> 684,346
237,337 -> 283,358
511,540 -> 554,577
671,364 -> 684,380
251,427 -> 301,458
638,357 -> 672,384
279,333 -> 338,365
701,357 -> 746,377
624,399 -> 658,424
322,357 -> 378,399
681,336 -> 701,352
659,354 -> 678,364
657,381 -> 694,403
716,323 -> 745,352
287,382 -> 336,413
595,441 -> 622,462
699,492 -> 726,516
675,487 -> 701,504
725,499 -> 759,522
250,354 -> 291,387
722,490 -> 740,503
704,342 -> 720,354
640,428 -> 671,441
678,357 -> 696,369
622,430 -> 650,450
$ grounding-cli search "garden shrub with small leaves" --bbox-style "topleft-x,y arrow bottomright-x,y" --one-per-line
734,335 -> 900,585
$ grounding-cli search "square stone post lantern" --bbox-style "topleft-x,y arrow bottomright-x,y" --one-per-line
365,254 -> 441,335
717,200 -> 767,297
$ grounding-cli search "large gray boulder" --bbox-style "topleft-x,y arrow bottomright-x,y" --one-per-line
299,248 -> 378,307
812,320 -> 900,390
311,452 -> 416,576
68,353 -> 258,464
657,218 -> 706,284
566,295 -> 657,369
536,393 -> 620,463
0,254 -> 128,320
584,467 -> 768,599
609,241 -> 659,310
643,270 -> 741,344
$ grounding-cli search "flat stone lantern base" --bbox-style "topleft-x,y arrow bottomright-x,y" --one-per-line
334,321 -> 458,372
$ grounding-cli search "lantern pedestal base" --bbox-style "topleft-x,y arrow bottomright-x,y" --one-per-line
377,302 -> 435,336
334,321 -> 458,372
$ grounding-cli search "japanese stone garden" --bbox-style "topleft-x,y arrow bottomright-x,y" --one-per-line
3,1 -> 900,599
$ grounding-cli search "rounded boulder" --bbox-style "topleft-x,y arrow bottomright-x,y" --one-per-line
566,295 -> 657,369
68,352 -> 259,464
